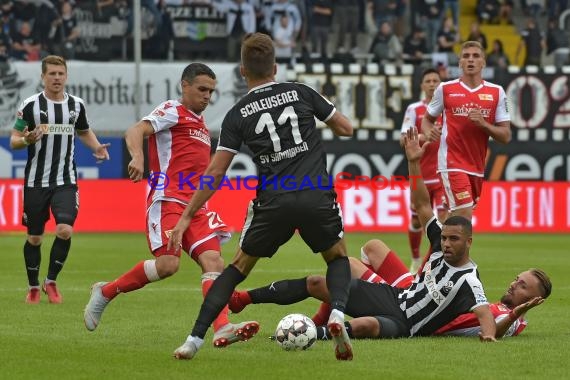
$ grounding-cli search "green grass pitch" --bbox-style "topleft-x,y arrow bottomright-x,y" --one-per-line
1,232 -> 569,380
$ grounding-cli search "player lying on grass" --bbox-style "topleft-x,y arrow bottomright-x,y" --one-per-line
228,127 -> 499,341
231,240 -> 551,339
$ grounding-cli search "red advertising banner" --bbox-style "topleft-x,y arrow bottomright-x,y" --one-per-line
1,180 -> 568,233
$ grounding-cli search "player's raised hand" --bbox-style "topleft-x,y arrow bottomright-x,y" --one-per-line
23,126 -> 44,144
468,108 -> 486,128
511,296 -> 544,317
404,127 -> 428,162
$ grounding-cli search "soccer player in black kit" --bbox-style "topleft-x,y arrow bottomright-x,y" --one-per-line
168,32 -> 355,361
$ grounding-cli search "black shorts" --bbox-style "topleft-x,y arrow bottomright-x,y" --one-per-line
23,185 -> 79,235
240,189 -> 343,257
345,279 -> 410,338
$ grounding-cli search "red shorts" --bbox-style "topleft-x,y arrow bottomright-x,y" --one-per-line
410,179 -> 446,215
146,201 -> 231,260
438,171 -> 483,211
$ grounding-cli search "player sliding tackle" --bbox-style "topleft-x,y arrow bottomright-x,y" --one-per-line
225,127 -> 499,341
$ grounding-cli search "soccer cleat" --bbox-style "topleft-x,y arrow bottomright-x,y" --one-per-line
327,310 -> 353,361
212,321 -> 260,348
410,258 -> 423,275
173,339 -> 200,360
84,282 -> 110,331
42,281 -> 62,304
25,287 -> 41,304
228,291 -> 249,314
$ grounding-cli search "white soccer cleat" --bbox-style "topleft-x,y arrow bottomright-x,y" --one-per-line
212,321 -> 260,348
84,282 -> 110,331
327,309 -> 353,361
173,339 -> 200,360
410,258 -> 423,275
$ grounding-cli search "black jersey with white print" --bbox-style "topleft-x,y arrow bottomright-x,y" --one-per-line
217,81 -> 336,195
398,217 -> 489,336
14,92 -> 90,188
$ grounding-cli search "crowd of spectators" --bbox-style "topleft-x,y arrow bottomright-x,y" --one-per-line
0,0 -> 569,68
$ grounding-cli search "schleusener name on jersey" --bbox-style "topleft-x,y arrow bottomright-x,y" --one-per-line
239,90 -> 300,117
38,124 -> 75,135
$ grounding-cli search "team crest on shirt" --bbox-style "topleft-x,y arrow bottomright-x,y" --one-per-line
441,280 -> 454,295
69,110 -> 78,124
478,94 -> 494,101
163,102 -> 172,109
164,230 -> 172,238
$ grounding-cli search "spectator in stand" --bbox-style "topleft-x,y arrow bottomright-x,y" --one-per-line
443,0 -> 459,27
477,0 -> 500,24
498,0 -> 514,24
335,0 -> 359,54
52,1 -> 80,60
466,21 -> 488,51
436,16 -> 459,63
265,0 -> 302,41
417,0 -> 443,53
546,18 -> 570,68
515,17 -> 546,66
10,20 -> 43,61
525,0 -> 545,20
403,26 -> 429,65
32,0 -> 60,52
213,0 -> 256,62
548,0 -> 568,20
0,26 -> 10,61
487,39 -> 510,68
273,13 -> 296,64
367,0 -> 398,30
310,0 -> 333,58
369,20 -> 402,64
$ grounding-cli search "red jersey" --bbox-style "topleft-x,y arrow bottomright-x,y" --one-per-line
434,302 -> 527,337
401,100 -> 442,184
143,100 -> 211,206
427,79 -> 510,176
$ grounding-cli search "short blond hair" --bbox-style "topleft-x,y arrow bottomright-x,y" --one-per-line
460,41 -> 486,58
42,55 -> 67,74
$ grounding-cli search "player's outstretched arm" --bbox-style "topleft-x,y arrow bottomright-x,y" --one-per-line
325,111 -> 353,137
495,296 -> 544,338
404,127 -> 434,229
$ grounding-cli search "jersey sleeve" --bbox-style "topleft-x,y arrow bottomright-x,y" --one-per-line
495,86 -> 510,123
143,101 -> 179,133
299,83 -> 335,122
425,216 -> 442,252
495,314 -> 527,337
401,104 -> 416,134
217,109 -> 242,154
466,275 -> 489,311
426,84 -> 444,117
75,101 -> 90,131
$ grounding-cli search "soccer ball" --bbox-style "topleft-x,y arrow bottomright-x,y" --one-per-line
274,313 -> 317,351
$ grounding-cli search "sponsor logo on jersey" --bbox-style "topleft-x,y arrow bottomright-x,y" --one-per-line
478,94 -> 494,101
37,124 -> 74,135
424,266 -> 445,305
455,191 -> 471,200
152,108 -> 165,117
189,128 -> 211,145
449,93 -> 466,97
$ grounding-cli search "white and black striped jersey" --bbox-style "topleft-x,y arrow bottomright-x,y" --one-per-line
398,217 -> 489,336
14,91 -> 90,188
217,81 -> 336,196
